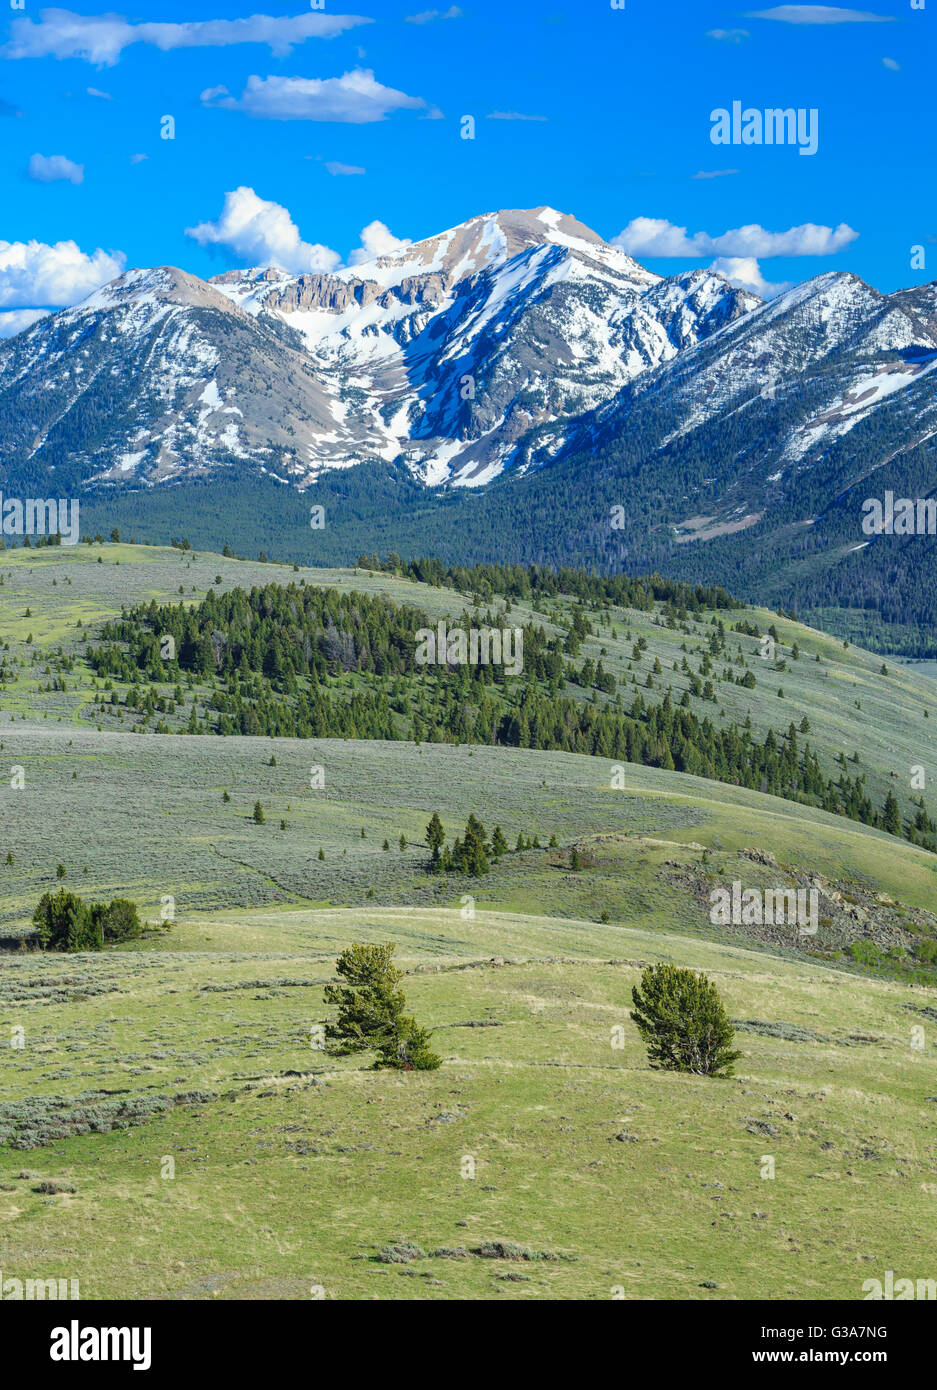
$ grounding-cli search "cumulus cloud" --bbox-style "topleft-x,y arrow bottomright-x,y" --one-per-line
612,217 -> 858,259
28,152 -> 84,184
185,189 -> 411,275
746,5 -> 893,22
614,218 -> 698,257
201,71 -> 428,123
709,256 -> 792,298
406,5 -> 462,21
3,8 -> 371,67
325,160 -> 366,176
185,186 -> 341,274
0,238 -> 125,309
348,220 -> 411,265
0,307 -> 51,338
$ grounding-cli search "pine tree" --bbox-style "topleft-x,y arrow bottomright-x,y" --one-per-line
882,791 -> 902,837
630,964 -> 740,1077
391,1020 -> 441,1071
458,815 -> 489,876
324,942 -> 441,1070
325,943 -> 403,1054
33,890 -> 103,952
426,811 -> 445,865
253,801 -> 265,824
91,898 -> 142,943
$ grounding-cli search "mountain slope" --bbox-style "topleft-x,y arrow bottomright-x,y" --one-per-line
211,208 -> 757,486
0,208 -> 757,490
0,265 -> 370,490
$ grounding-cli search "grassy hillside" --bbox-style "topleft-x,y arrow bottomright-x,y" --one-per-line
3,542 -> 937,1302
2,902 -> 936,1300
1,541 -> 934,846
2,728 -> 937,946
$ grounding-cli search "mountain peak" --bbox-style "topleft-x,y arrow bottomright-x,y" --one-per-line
332,206 -> 656,290
11,204 -> 916,504
73,264 -> 242,316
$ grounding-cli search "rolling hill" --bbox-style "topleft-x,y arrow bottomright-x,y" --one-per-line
3,543 -> 937,1302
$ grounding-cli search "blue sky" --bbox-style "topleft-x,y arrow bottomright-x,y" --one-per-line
0,0 -> 933,333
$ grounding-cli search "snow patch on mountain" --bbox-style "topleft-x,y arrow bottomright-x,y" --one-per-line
3,205 -> 935,503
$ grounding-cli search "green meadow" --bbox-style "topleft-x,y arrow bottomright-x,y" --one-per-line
1,544 -> 936,1300
2,902 -> 937,1300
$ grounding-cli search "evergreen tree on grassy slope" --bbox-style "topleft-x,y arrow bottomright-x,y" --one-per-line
324,942 -> 441,1070
630,964 -> 740,1078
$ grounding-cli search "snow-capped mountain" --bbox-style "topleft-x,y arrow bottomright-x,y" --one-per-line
2,202 -> 936,626
210,207 -> 759,486
0,207 -> 759,490
0,265 -> 360,490
545,267 -> 937,547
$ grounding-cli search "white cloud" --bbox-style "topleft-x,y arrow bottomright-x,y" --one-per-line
613,217 -> 858,259
86,86 -> 111,99
185,190 -> 410,276
325,160 -> 366,176
717,222 -> 859,257
202,71 -> 428,124
0,307 -> 51,338
882,56 -> 900,70
406,6 -> 462,22
28,152 -> 84,184
746,5 -> 893,22
614,218 -> 698,257
130,152 -> 148,164
486,110 -> 547,122
348,220 -> 410,265
185,186 -> 341,274
707,28 -> 750,41
709,256 -> 792,298
0,238 -> 125,308
3,9 -> 371,67
691,168 -> 740,180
